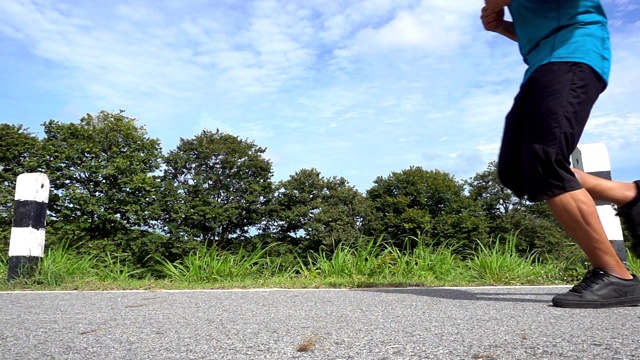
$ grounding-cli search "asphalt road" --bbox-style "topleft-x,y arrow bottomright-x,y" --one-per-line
1,286 -> 639,360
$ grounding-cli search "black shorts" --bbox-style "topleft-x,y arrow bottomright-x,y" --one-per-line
497,62 -> 606,203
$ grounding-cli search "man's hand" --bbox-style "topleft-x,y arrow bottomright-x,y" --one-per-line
481,6 -> 506,32
480,2 -> 518,42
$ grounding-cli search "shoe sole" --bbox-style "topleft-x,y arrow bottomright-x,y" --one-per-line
552,295 -> 640,309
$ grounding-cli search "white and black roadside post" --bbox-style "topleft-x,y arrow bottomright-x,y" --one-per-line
7,173 -> 50,280
571,143 -> 627,265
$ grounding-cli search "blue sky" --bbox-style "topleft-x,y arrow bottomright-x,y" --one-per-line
1,0 -> 638,192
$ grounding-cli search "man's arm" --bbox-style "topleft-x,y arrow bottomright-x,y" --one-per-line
492,19 -> 518,42
481,4 -> 518,42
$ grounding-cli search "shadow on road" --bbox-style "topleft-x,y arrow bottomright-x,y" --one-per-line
356,287 -> 562,304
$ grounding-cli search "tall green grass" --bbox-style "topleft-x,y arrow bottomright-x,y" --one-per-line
467,233 -> 550,285
154,244 -> 275,283
0,252 -> 7,281
34,241 -> 98,286
0,241 -> 149,289
401,237 -> 465,283
298,236 -> 466,286
1,233 -> 634,290
95,253 -> 146,282
627,253 -> 640,275
302,237 -> 387,279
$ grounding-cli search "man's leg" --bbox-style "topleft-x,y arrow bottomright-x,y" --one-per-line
519,63 -> 640,308
547,188 -> 631,279
549,188 -> 640,308
573,168 -> 640,258
572,168 -> 637,205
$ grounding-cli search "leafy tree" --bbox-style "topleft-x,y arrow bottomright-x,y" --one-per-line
466,161 -> 526,237
466,161 -> 571,258
267,168 -> 372,254
365,166 -> 489,250
507,202 -> 572,257
37,111 -> 163,250
0,124 -> 41,253
123,230 -> 200,269
466,161 -> 526,219
160,129 -> 273,248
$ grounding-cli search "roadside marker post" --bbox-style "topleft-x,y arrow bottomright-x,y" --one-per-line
571,143 -> 627,265
7,173 -> 50,280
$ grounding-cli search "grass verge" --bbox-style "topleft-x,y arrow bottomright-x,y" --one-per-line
0,233 -> 637,291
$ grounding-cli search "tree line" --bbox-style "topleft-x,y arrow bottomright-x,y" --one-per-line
1,110 -> 578,268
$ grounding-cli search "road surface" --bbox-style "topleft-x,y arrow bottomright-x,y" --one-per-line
1,286 -> 639,359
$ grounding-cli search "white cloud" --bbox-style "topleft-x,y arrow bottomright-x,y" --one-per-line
331,0 -> 479,67
0,0 -> 638,190
584,114 -> 640,147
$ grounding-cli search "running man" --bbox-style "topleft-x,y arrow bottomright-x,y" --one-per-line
481,0 -> 640,308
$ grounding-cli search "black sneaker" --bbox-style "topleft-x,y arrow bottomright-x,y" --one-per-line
552,269 -> 640,308
617,180 -> 640,258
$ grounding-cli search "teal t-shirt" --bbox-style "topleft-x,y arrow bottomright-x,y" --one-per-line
508,0 -> 611,83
